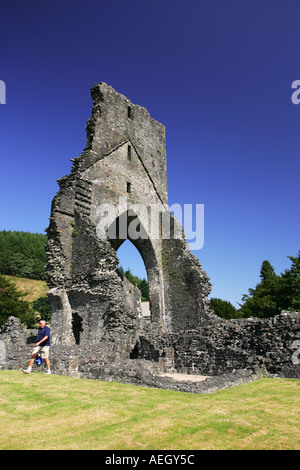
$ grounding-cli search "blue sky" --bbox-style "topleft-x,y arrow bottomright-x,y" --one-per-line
0,0 -> 299,307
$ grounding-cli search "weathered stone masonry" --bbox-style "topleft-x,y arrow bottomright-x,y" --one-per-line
1,312 -> 299,393
0,83 -> 299,392
45,82 -> 212,349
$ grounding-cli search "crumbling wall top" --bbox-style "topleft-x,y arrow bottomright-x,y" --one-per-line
73,82 -> 168,205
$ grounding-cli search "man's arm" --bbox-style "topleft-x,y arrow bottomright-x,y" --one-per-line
35,326 -> 50,347
36,336 -> 49,347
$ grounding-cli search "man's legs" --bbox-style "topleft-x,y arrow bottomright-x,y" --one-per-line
44,357 -> 51,374
42,347 -> 51,373
23,346 -> 51,374
23,348 -> 39,374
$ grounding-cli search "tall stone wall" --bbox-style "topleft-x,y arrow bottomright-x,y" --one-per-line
45,82 -> 213,349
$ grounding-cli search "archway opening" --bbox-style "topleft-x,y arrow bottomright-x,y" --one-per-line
105,211 -> 161,324
117,239 -> 150,318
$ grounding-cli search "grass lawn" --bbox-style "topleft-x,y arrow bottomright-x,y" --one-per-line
0,371 -> 299,450
4,275 -> 48,302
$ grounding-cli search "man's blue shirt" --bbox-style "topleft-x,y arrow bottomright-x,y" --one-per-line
36,326 -> 50,346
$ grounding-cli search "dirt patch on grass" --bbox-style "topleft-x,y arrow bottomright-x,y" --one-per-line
157,373 -> 209,382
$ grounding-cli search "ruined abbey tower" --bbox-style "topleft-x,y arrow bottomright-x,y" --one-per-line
45,82 -> 212,353
1,83 -> 298,389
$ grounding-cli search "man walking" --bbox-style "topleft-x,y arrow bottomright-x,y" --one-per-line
23,320 -> 51,374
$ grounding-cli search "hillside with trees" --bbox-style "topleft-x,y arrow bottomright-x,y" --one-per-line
0,231 -> 46,280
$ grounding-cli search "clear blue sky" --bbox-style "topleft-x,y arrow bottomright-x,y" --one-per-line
0,0 -> 299,307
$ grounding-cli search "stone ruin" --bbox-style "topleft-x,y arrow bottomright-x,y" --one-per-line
46,82 -> 212,349
1,83 -> 299,393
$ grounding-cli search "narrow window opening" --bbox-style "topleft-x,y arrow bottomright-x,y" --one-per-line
127,145 -> 131,161
72,313 -> 83,345
159,211 -> 162,237
127,106 -> 133,119
127,182 -> 131,193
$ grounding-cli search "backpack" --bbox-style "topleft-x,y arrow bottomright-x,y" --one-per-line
35,355 -> 44,366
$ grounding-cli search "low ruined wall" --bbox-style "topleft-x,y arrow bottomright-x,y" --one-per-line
1,313 -> 299,394
131,311 -> 300,379
175,314 -> 300,378
0,317 -> 29,370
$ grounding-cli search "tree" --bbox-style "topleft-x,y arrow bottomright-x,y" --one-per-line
209,297 -> 240,319
239,287 -> 279,318
0,275 -> 32,327
137,279 -> 149,302
31,296 -> 51,323
118,265 -> 150,301
260,260 -> 276,281
277,251 -> 300,312
239,260 -> 280,318
238,252 -> 300,318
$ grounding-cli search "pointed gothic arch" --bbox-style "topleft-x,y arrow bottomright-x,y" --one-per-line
106,210 -> 162,324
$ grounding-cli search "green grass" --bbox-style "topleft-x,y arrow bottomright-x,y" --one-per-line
0,371 -> 299,450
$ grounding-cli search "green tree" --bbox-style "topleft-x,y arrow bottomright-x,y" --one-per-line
137,278 -> 149,302
238,252 -> 300,318
277,251 -> 300,312
239,286 -> 279,318
0,275 -> 32,327
239,260 -> 280,318
209,297 -> 240,319
118,265 -> 150,301
260,260 -> 276,281
31,296 -> 51,323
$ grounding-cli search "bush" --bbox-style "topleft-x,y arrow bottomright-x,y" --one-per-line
31,296 -> 51,323
0,275 -> 31,327
209,297 -> 240,319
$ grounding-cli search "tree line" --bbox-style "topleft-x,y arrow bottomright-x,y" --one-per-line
0,230 -> 47,280
118,266 -> 149,302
